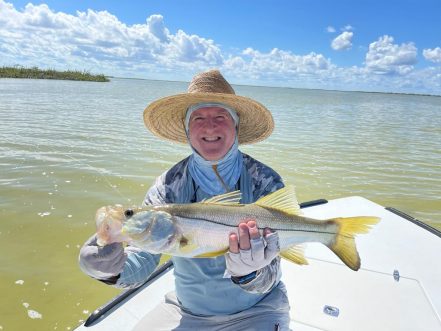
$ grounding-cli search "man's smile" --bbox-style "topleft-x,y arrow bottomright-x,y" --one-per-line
202,136 -> 222,142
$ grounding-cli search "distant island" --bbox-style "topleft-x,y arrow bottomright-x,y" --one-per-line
0,66 -> 109,82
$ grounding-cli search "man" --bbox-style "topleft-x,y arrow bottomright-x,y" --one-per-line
79,69 -> 290,330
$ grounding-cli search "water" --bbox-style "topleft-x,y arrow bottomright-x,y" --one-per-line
0,78 -> 440,330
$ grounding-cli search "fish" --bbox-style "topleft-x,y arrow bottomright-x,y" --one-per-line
95,186 -> 380,271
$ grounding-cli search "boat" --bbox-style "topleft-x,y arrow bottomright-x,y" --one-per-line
75,195 -> 441,330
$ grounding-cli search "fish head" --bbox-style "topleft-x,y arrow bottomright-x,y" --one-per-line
95,204 -> 131,246
122,207 -> 180,254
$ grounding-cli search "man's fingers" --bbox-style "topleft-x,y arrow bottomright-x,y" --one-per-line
263,227 -> 273,237
247,220 -> 260,240
238,223 -> 251,250
229,233 -> 240,254
264,230 -> 280,259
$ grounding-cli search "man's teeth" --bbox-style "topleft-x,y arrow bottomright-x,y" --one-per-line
203,137 -> 220,141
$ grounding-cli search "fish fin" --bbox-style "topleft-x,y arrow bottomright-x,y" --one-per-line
159,254 -> 172,265
328,216 -> 380,271
201,190 -> 242,205
254,186 -> 301,216
195,248 -> 229,258
280,245 -> 308,265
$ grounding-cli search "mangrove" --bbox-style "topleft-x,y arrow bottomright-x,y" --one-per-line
0,66 -> 109,82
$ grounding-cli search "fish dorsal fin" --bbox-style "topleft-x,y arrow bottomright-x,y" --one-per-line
254,186 -> 301,215
201,190 -> 242,205
280,245 -> 308,265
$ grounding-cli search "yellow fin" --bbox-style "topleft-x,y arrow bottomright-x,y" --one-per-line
158,254 -> 171,265
280,245 -> 308,265
254,186 -> 301,216
329,216 -> 380,271
201,190 -> 242,205
195,248 -> 229,258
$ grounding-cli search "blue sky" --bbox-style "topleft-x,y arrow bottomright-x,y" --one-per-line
1,0 -> 441,94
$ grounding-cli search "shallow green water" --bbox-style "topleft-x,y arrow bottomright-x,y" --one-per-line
0,78 -> 440,330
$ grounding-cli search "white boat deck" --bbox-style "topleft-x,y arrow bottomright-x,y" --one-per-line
76,196 -> 441,331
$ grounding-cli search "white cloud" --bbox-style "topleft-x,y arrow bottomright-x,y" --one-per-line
228,48 -> 331,74
147,14 -> 170,42
0,1 -> 223,75
365,35 -> 417,74
342,25 -> 354,31
331,31 -> 353,51
0,0 -> 439,95
423,47 -> 441,64
326,26 -> 336,33
168,30 -> 223,65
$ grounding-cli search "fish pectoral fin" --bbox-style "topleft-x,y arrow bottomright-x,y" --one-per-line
201,190 -> 242,205
254,186 -> 301,216
195,248 -> 229,258
280,245 -> 308,265
159,254 -> 172,265
328,216 -> 380,271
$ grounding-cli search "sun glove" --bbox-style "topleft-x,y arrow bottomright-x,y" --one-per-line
225,231 -> 280,278
78,234 -> 127,280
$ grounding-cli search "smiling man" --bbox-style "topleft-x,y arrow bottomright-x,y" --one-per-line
79,69 -> 291,330
187,106 -> 236,161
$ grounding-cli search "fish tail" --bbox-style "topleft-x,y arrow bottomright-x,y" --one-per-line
328,216 -> 380,271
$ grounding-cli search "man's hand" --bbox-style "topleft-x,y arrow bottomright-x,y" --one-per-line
225,219 -> 280,277
79,234 -> 126,280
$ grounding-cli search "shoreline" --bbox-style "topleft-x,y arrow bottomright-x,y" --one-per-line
0,66 -> 109,82
112,76 -> 441,98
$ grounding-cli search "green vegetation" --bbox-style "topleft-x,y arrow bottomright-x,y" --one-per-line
0,66 -> 109,82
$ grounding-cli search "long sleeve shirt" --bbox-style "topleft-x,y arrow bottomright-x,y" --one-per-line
116,152 -> 285,316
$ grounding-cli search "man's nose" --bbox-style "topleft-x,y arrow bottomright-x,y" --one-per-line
203,117 -> 217,129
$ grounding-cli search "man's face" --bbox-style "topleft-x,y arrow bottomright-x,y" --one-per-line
188,107 -> 236,161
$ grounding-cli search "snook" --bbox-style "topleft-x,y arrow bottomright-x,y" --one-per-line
95,186 -> 380,271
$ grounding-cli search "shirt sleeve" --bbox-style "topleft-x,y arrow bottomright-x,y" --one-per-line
114,173 -> 169,289
116,248 -> 161,289
238,257 -> 281,294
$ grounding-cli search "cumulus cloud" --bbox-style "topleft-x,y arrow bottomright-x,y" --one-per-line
423,47 -> 441,64
227,47 -> 331,74
365,35 -> 417,74
146,14 -> 170,42
0,0 -> 439,94
0,0 -> 223,75
331,31 -> 353,51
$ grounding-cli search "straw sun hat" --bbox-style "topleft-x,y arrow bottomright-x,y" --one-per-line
143,69 -> 274,145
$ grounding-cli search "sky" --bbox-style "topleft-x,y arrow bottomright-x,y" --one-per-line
1,0 -> 441,95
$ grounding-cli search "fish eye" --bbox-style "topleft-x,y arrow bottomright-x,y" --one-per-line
124,209 -> 134,218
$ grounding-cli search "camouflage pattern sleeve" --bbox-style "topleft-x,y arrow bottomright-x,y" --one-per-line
143,157 -> 191,205
242,153 -> 285,201
238,257 -> 281,294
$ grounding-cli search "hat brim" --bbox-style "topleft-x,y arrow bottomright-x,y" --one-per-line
143,93 -> 274,144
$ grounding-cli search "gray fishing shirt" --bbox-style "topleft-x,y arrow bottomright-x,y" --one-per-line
116,152 -> 285,316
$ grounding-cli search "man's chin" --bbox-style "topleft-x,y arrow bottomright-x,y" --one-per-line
200,150 -> 225,161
